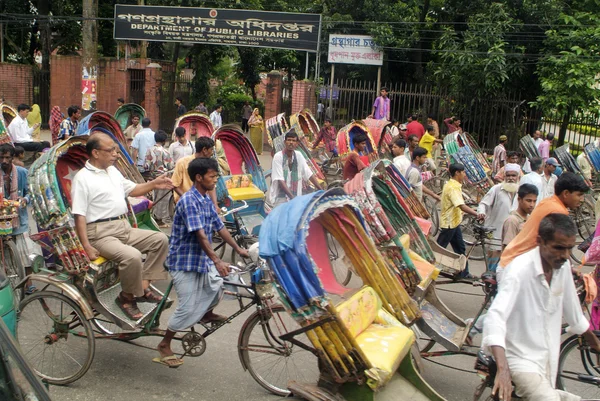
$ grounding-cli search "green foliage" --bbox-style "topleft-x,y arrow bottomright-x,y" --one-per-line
216,84 -> 253,118
432,3 -> 525,99
533,12 -> 600,115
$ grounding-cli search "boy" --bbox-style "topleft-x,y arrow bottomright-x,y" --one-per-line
13,146 -> 25,167
419,125 -> 443,172
155,158 -> 248,367
391,138 -> 410,175
502,183 -> 538,251
343,133 -> 369,181
406,147 -> 441,202
438,163 -> 485,279
144,130 -> 174,228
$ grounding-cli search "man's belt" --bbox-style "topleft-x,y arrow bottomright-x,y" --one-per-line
88,214 -> 127,224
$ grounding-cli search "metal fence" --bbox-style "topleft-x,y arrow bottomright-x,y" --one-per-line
321,79 -> 600,153
33,69 -> 50,128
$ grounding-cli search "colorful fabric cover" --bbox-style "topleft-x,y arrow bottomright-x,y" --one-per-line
213,125 -> 267,202
584,143 -> 600,173
337,121 -> 378,164
76,112 -> 128,154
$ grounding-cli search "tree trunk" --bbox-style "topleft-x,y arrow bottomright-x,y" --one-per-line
412,0 -> 431,82
82,0 -> 99,113
557,107 -> 573,147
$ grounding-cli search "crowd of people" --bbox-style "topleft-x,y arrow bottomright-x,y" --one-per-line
3,90 -> 600,399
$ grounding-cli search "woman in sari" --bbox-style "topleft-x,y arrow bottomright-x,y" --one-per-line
49,106 -> 64,145
27,104 -> 42,141
247,108 -> 264,155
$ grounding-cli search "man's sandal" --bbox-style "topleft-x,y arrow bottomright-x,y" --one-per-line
200,311 -> 228,324
115,295 -> 143,320
152,355 -> 183,368
135,288 -> 162,304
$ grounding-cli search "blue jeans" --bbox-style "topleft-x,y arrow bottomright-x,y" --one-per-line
437,226 -> 469,275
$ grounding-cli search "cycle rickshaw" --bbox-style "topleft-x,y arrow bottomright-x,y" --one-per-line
173,111 -> 214,141
258,188 -> 446,400
114,103 -> 146,132
266,112 -> 327,187
16,135 -> 306,395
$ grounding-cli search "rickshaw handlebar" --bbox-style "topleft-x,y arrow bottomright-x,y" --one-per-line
221,200 -> 249,218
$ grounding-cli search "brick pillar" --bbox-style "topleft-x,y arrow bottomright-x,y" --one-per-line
264,71 -> 283,121
291,80 -> 317,115
144,63 -> 162,131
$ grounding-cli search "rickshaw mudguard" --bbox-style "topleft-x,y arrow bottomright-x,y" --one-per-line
416,284 -> 470,352
23,274 -> 95,320
338,355 -> 445,401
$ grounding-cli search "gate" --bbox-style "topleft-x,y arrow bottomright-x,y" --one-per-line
33,69 -> 50,128
159,72 -> 192,132
129,69 -> 146,106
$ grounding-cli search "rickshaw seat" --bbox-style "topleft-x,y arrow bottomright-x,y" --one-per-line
128,196 -> 151,214
335,286 -> 414,382
224,174 -> 265,201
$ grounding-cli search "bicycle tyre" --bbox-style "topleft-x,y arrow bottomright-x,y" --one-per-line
212,233 -> 228,260
3,239 -> 25,307
574,198 -> 596,240
557,334 -> 600,398
423,196 -> 439,237
238,304 -> 318,396
459,215 -> 485,261
17,291 -> 96,385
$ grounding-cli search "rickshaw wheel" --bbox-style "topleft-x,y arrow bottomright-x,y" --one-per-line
238,304 -> 318,396
3,239 -> 25,308
17,291 -> 95,385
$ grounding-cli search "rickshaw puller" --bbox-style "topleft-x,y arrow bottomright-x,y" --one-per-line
156,157 -> 248,368
72,133 -> 174,320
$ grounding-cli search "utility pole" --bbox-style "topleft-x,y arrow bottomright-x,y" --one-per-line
82,0 -> 99,113
139,0 -> 147,58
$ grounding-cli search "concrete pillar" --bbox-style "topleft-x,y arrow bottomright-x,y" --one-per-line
145,63 -> 162,132
291,80 -> 317,115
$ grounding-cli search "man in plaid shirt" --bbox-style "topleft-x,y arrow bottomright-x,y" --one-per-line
155,157 -> 248,368
143,130 -> 174,227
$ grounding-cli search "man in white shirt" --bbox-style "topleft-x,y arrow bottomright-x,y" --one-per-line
71,133 -> 173,320
541,157 -> 559,200
131,117 -> 156,172
168,127 -> 195,164
209,105 -> 223,130
520,157 -> 545,206
483,213 -> 600,401
391,138 -> 410,175
477,164 -> 519,272
533,130 -> 544,150
266,130 -> 322,211
7,104 -> 50,152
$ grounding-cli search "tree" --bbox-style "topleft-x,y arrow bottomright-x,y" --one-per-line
432,2 -> 525,100
533,11 -> 600,146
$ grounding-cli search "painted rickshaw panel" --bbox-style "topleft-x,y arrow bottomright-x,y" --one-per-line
114,103 -> 146,131
173,112 -> 214,141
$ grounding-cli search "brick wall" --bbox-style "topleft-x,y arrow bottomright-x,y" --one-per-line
291,80 -> 317,115
264,71 -> 283,121
0,63 -> 33,106
51,56 -> 168,125
50,55 -> 82,114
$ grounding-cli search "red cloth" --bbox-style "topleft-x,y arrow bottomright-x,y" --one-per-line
343,152 -> 369,181
406,121 -> 425,140
49,106 -> 63,145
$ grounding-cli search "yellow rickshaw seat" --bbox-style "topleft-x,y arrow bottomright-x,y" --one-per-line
91,256 -> 108,265
335,286 -> 414,378
228,185 -> 265,201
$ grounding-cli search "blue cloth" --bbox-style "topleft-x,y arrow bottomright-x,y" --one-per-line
58,118 -> 78,140
13,166 -> 29,235
166,186 -> 224,273
259,191 -> 324,258
131,128 -> 156,167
